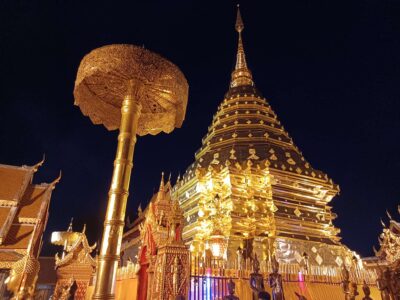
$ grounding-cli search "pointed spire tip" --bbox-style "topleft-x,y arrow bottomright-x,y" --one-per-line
235,4 -> 244,33
159,171 -> 165,191
230,4 -> 254,88
68,217 -> 74,232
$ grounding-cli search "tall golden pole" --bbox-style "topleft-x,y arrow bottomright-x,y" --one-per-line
92,82 -> 142,299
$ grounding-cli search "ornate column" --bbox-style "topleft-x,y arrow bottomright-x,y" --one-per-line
93,84 -> 142,299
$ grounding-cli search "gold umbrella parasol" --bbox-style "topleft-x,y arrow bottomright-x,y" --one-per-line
74,44 -> 188,134
74,44 -> 188,300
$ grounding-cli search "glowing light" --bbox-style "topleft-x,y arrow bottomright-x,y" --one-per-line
207,178 -> 213,190
205,241 -> 210,250
211,243 -> 221,258
298,271 -> 304,282
205,274 -> 211,300
223,174 -> 231,186
196,182 -> 205,193
198,209 -> 205,217
208,229 -> 227,258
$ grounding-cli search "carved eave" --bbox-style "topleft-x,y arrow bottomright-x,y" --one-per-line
54,232 -> 96,268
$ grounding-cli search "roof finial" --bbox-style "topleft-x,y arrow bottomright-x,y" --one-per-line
159,172 -> 165,192
230,5 -> 254,88
68,218 -> 74,232
235,4 -> 244,33
386,209 -> 393,220
138,203 -> 143,217
32,154 -> 46,172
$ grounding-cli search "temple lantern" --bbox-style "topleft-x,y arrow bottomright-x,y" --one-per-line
209,229 -> 228,259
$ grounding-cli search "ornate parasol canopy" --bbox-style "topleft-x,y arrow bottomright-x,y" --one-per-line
74,44 -> 189,135
51,231 -> 81,248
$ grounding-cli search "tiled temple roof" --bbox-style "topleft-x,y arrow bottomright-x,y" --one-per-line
0,164 -> 34,203
0,162 -> 58,268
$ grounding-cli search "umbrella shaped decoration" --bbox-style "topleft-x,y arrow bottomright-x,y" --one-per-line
74,44 -> 188,299
74,44 -> 188,134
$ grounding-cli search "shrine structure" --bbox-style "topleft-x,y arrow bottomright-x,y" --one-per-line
120,173 -> 189,300
0,161 -> 59,299
50,220 -> 96,299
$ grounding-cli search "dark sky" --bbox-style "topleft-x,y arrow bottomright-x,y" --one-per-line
0,0 -> 399,257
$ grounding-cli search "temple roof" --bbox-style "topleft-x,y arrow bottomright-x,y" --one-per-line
52,224 -> 97,269
0,164 -> 35,203
0,161 -> 58,268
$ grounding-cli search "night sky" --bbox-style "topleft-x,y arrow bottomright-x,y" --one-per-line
0,0 -> 399,257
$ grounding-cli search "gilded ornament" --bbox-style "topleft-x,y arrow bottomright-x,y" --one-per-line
74,44 -> 188,300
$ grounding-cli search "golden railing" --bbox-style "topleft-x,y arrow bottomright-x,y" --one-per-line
114,256 -> 377,285
189,256 -> 378,285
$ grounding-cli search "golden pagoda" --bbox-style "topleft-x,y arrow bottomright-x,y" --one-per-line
116,7 -> 384,300
174,6 -> 347,269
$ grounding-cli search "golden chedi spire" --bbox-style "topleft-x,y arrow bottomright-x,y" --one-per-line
176,6 -> 342,254
230,5 -> 254,88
